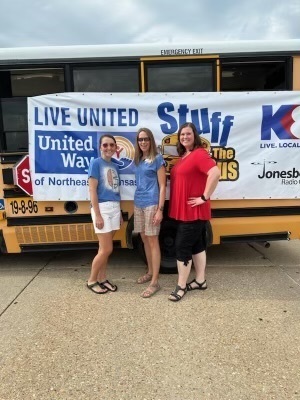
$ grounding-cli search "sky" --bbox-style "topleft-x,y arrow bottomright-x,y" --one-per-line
0,0 -> 300,48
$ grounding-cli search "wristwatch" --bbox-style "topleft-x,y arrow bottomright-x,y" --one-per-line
201,195 -> 208,202
159,206 -> 164,211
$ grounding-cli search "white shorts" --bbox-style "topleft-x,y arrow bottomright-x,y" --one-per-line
91,201 -> 121,234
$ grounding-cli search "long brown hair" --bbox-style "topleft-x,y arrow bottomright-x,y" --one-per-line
176,122 -> 203,156
134,127 -> 158,165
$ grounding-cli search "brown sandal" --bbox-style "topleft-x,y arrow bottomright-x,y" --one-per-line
141,284 -> 161,298
137,273 -> 152,284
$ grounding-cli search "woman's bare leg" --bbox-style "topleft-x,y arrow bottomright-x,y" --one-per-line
88,232 -> 114,293
141,232 -> 153,275
168,259 -> 192,300
191,250 -> 207,286
145,235 -> 160,285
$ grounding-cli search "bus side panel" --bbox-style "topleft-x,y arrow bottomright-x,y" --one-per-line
293,56 -> 300,90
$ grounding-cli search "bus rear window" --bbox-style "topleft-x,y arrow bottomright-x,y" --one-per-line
146,62 -> 214,92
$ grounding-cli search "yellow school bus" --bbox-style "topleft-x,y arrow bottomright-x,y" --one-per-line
1,40 -> 300,271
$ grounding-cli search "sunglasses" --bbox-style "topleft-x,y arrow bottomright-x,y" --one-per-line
102,143 -> 116,148
138,137 -> 150,142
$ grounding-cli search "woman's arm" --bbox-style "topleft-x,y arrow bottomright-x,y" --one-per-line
153,166 -> 166,225
203,166 -> 221,200
188,166 -> 221,207
89,177 -> 104,229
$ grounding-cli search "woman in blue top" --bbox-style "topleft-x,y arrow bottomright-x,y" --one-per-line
134,128 -> 166,298
87,134 -> 122,294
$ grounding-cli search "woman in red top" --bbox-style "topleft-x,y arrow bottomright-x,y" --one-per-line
168,122 -> 220,302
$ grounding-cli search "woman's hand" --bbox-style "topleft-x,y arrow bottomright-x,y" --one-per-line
153,209 -> 163,225
187,197 -> 205,207
95,215 -> 104,229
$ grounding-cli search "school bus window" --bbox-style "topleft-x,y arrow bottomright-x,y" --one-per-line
1,98 -> 28,152
73,65 -> 140,92
2,98 -> 27,131
0,69 -> 64,97
0,68 -> 64,152
221,61 -> 287,91
146,62 -> 214,92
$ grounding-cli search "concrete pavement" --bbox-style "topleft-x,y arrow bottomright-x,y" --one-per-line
0,241 -> 299,400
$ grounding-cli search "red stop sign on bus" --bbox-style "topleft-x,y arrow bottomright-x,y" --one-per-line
13,155 -> 33,196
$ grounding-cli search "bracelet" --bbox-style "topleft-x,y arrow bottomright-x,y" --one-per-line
159,206 -> 164,211
201,195 -> 208,202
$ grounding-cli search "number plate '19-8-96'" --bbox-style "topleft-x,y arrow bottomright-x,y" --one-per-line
9,200 -> 39,215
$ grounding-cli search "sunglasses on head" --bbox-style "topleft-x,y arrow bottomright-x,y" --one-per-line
138,137 -> 150,142
102,143 -> 116,148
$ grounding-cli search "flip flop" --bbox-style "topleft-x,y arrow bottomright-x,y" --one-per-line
98,279 -> 118,292
87,282 -> 109,294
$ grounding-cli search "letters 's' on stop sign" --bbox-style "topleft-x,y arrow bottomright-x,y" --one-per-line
13,155 -> 33,196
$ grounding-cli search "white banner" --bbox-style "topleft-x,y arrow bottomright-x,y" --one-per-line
28,92 -> 300,201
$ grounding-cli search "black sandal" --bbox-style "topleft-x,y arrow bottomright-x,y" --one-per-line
87,282 -> 109,294
168,285 -> 187,302
98,279 -> 118,292
187,279 -> 207,291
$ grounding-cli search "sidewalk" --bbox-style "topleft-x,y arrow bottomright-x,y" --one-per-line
0,242 -> 299,399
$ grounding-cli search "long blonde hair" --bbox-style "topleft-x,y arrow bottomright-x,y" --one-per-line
134,127 -> 158,165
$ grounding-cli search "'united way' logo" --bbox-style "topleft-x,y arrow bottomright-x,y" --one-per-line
112,136 -> 135,171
